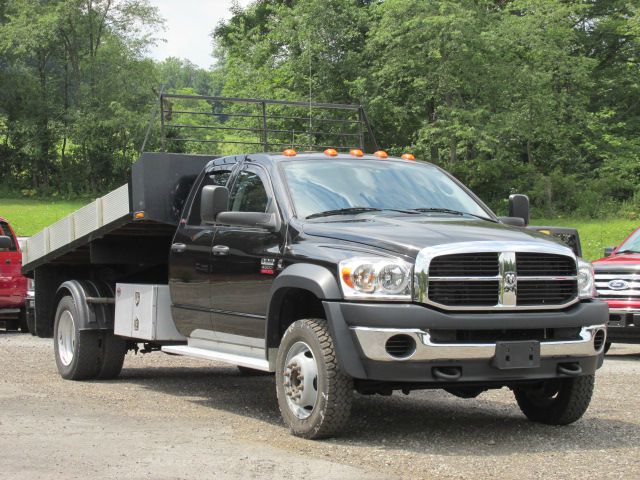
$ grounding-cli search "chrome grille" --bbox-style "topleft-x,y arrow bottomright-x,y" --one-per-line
422,249 -> 579,311
594,269 -> 640,300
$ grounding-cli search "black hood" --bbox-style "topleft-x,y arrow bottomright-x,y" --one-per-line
301,215 -> 561,257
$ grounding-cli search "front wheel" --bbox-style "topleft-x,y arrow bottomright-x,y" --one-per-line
513,374 -> 594,425
275,319 -> 353,439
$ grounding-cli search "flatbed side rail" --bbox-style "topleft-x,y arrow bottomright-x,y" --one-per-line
23,184 -> 130,272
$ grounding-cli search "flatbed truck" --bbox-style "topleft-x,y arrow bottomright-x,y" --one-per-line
22,96 -> 608,438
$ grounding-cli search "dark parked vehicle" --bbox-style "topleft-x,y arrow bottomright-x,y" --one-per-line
23,96 -> 607,438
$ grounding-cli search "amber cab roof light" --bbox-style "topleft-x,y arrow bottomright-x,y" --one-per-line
349,149 -> 364,157
324,148 -> 338,157
282,148 -> 297,157
373,150 -> 388,159
401,153 -> 415,161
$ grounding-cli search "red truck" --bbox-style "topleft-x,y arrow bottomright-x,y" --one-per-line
0,217 -> 29,332
593,226 -> 640,350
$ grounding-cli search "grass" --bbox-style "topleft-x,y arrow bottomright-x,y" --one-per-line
1,197 -> 90,237
531,218 -> 638,261
1,198 -> 637,261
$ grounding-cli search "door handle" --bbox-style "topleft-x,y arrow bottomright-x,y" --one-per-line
171,243 -> 187,253
212,245 -> 229,256
4,259 -> 9,264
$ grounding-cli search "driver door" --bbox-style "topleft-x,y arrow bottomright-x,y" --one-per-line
209,165 -> 284,340
169,167 -> 232,338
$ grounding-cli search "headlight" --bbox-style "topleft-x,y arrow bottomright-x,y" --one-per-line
339,257 -> 412,300
577,258 -> 596,299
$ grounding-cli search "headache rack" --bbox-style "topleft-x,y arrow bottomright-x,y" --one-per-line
156,94 -> 379,153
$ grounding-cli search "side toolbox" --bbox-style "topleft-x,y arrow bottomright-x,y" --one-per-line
114,284 -> 185,341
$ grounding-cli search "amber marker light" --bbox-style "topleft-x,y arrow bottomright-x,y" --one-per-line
401,153 -> 415,161
324,148 -> 338,157
134,211 -> 145,220
349,149 -> 364,157
283,148 -> 297,157
341,267 -> 353,288
373,150 -> 388,159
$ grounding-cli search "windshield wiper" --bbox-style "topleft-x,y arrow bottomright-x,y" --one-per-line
616,249 -> 640,254
410,207 -> 496,222
306,207 -> 382,219
411,207 -> 464,216
306,207 -> 417,219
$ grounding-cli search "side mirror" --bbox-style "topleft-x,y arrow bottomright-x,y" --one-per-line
604,246 -> 615,257
498,216 -> 525,227
216,211 -> 279,232
508,194 -> 530,226
201,185 -> 229,224
0,236 -> 11,249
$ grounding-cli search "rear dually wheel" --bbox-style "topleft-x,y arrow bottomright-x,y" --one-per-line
54,296 -> 103,380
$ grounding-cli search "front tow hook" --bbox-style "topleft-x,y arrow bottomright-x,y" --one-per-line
432,366 -> 462,381
557,363 -> 582,376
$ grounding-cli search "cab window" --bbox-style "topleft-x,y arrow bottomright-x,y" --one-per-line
229,171 -> 268,213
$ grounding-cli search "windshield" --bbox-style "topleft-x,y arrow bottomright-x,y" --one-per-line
281,159 -> 492,220
617,228 -> 640,253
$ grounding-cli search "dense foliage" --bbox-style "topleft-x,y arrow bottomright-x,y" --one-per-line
1,0 -> 639,218
211,0 -> 640,217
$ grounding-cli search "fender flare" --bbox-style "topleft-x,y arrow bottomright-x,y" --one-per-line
52,280 -> 114,331
269,263 -> 342,301
266,263 -> 367,378
266,263 -> 341,349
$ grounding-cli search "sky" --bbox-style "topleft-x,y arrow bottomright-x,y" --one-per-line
147,0 -> 254,69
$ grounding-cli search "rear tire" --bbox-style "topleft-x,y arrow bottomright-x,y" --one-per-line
513,374 -> 594,425
54,296 -> 102,380
4,319 -> 19,331
275,318 -> 353,439
19,308 -> 29,333
97,331 -> 127,379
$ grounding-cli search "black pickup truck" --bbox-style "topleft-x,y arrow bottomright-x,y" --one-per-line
23,97 -> 607,439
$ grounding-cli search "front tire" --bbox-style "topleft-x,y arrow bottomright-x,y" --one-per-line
54,296 -> 102,380
275,319 -> 353,439
513,374 -> 594,425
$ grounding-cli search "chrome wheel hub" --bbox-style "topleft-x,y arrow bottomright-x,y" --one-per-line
57,310 -> 76,367
283,341 -> 318,419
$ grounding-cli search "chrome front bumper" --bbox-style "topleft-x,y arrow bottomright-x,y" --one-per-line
351,325 -> 607,362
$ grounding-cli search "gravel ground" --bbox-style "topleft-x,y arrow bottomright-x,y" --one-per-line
1,331 -> 639,479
